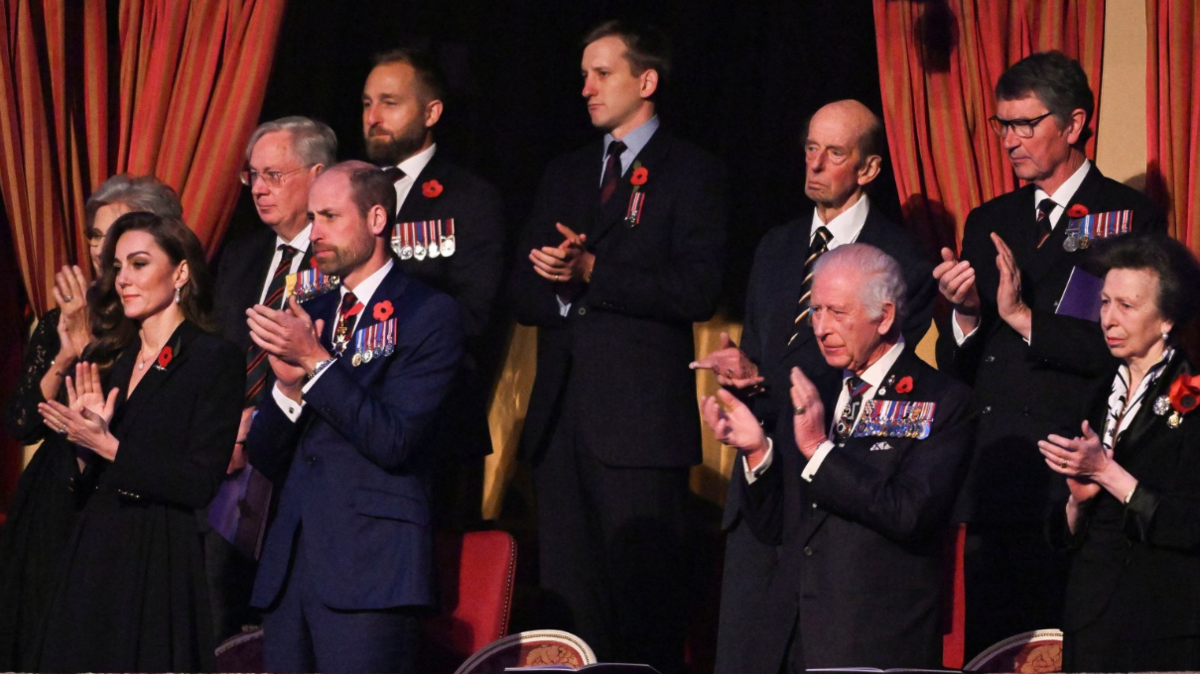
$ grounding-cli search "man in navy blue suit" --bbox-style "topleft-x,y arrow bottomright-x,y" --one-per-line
245,160 -> 463,673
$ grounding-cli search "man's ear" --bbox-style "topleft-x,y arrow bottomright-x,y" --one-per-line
369,205 -> 389,236
877,301 -> 896,337
1064,108 -> 1087,146
639,68 -> 659,100
424,98 -> 444,129
857,154 -> 882,187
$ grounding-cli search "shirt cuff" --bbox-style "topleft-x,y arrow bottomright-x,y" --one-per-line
741,437 -> 774,484
272,383 -> 304,422
801,440 -> 837,482
951,309 -> 979,345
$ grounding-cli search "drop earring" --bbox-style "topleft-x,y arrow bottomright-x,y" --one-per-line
1163,330 -> 1170,343
174,286 -> 182,304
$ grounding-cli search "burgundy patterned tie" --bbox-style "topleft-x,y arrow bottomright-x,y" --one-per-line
245,245 -> 299,404
599,140 -> 627,205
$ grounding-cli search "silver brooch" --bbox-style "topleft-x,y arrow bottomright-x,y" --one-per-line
1153,395 -> 1171,416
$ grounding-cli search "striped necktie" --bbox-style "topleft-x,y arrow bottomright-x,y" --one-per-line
834,376 -> 871,440
244,245 -> 298,404
788,226 -> 833,345
1036,198 -> 1056,248
600,140 -> 626,205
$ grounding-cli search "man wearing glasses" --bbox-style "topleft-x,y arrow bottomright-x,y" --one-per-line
932,51 -> 1163,658
208,116 -> 336,641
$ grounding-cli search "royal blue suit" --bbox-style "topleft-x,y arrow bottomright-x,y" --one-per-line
247,264 -> 463,670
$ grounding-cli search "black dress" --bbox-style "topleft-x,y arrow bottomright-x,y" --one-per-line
0,309 -> 90,671
1053,353 -> 1200,672
37,320 -> 243,672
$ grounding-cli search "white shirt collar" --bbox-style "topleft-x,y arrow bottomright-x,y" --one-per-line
1034,158 -> 1091,228
341,258 -> 394,310
813,193 -> 870,247
276,222 -> 312,252
397,143 -> 436,179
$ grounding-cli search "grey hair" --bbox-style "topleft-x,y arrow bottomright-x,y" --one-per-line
812,243 -> 907,330
244,116 -> 337,167
85,174 -> 183,230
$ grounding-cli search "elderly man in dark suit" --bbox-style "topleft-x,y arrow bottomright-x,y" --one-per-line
207,116 -> 336,640
690,99 -> 936,674
363,47 -> 505,529
702,243 -> 974,672
245,161 -> 463,673
508,20 -> 726,674
932,51 -> 1165,657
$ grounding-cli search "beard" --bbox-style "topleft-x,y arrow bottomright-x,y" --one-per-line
314,233 -> 375,279
365,127 -> 425,166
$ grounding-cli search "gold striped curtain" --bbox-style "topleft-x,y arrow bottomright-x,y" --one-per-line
1146,0 -> 1200,254
871,0 -> 1106,250
0,0 -> 288,314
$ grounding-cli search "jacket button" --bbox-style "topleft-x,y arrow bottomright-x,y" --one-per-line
982,405 -> 992,415
577,307 -> 587,316
984,355 -> 996,363
804,546 -> 813,556
306,455 -> 318,465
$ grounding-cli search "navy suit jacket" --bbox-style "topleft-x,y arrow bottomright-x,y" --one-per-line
937,164 -> 1164,522
740,348 -> 975,670
247,264 -> 463,610
509,128 -> 728,467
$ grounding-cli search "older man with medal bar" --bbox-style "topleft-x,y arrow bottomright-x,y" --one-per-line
363,44 -> 505,531
244,161 -> 463,673
932,51 -> 1165,657
701,243 -> 975,672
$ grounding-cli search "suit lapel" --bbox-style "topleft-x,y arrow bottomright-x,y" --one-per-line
117,321 -> 202,430
1116,355 -> 1189,459
587,131 -> 670,247
397,150 -> 446,222
778,216 -> 818,359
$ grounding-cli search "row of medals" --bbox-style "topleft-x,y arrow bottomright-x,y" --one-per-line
391,226 -> 456,261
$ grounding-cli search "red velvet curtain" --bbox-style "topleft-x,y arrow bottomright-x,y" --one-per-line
0,0 -> 288,315
1146,0 -> 1200,254
872,0 -> 1106,251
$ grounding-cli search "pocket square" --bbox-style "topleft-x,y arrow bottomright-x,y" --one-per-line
869,441 -> 893,452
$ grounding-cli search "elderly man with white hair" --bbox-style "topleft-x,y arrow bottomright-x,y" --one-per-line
701,243 -> 976,673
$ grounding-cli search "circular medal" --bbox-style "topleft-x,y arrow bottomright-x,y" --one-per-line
1063,234 -> 1078,252
362,349 -> 373,363
428,240 -> 440,258
384,344 -> 395,356
400,245 -> 413,260
1168,411 -> 1182,428
414,244 -> 426,261
390,236 -> 403,258
351,353 -> 363,367
440,236 -> 455,256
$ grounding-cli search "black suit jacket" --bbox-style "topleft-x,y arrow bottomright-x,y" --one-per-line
212,227 -> 315,353
509,128 -> 727,467
938,164 -> 1165,522
1052,355 -> 1200,640
393,149 -> 505,459
740,348 -> 975,671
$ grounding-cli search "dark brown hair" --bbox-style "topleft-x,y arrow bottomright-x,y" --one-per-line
85,212 -> 215,366
582,20 -> 672,88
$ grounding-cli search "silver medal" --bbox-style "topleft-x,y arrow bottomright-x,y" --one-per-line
1063,234 -> 1078,252
440,235 -> 455,257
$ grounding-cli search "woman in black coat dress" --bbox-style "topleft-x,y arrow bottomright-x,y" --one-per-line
35,212 -> 243,672
0,175 -> 182,671
1040,234 -> 1200,671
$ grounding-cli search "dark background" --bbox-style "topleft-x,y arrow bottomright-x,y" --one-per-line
224,0 -> 899,319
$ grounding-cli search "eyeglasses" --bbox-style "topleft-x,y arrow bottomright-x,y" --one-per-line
988,112 -> 1053,139
239,165 -> 313,188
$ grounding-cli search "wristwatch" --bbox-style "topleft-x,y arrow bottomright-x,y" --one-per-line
307,357 -> 338,381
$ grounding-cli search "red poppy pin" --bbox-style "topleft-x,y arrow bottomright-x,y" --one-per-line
155,346 -> 174,371
1169,373 -> 1200,415
1067,204 -> 1089,218
895,376 -> 914,394
422,180 -> 444,198
373,300 -> 394,322
630,167 -> 649,186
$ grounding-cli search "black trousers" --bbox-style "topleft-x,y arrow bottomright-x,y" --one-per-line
534,406 -> 691,674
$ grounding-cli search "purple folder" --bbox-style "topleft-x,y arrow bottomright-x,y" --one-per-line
207,464 -> 273,560
1055,266 -> 1104,322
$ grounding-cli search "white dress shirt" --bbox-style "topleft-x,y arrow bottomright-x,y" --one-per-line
392,144 -> 438,213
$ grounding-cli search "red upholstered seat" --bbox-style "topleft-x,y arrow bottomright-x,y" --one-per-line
214,625 -> 264,672
424,530 -> 519,671
455,629 -> 597,674
943,523 -> 967,668
965,629 -> 1063,673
